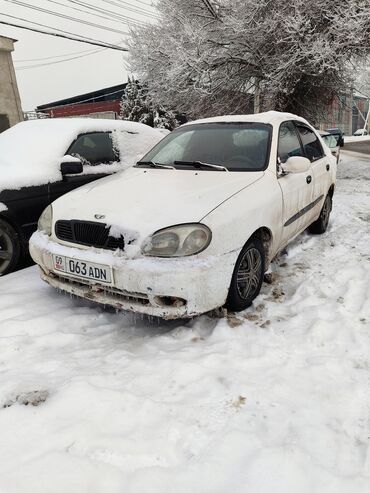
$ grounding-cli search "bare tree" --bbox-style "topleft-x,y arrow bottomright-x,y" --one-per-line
129,0 -> 370,122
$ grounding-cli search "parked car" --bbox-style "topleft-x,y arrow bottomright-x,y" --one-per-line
353,128 -> 368,136
30,112 -> 336,319
0,118 -> 164,275
325,128 -> 344,147
319,130 -> 340,164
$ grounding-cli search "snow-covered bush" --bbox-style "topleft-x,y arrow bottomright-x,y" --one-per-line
120,77 -> 178,130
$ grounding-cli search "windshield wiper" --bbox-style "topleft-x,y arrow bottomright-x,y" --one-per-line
174,160 -> 229,172
136,160 -> 175,169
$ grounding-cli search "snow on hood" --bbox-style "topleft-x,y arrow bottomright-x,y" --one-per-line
0,118 -> 164,192
51,167 -> 264,252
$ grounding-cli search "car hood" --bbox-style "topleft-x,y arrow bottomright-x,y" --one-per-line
52,167 -> 264,241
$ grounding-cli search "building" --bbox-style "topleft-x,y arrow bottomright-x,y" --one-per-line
0,35 -> 23,133
321,92 -> 369,135
35,83 -> 127,119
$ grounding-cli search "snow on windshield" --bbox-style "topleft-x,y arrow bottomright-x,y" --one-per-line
0,119 -> 164,192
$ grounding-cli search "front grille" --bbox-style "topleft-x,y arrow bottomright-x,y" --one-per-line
55,220 -> 125,251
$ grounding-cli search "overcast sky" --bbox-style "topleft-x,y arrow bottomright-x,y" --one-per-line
0,0 -> 157,110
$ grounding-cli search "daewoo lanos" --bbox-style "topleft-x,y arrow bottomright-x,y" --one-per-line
30,112 -> 336,319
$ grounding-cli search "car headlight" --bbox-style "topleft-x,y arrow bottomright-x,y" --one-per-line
142,224 -> 212,257
38,205 -> 53,236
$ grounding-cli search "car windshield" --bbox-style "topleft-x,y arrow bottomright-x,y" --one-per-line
139,123 -> 272,171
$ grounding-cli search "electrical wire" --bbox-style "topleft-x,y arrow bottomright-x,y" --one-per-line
44,0 -> 142,26
2,0 -> 145,33
65,0 -> 151,25
99,0 -> 159,18
0,18 -> 129,50
14,46 -> 107,63
16,47 -> 110,69
199,0 -> 218,19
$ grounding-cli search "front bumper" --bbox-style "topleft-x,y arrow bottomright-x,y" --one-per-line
29,232 -> 237,319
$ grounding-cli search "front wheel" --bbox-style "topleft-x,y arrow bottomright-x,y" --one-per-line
0,218 -> 21,275
308,194 -> 332,234
226,237 -> 265,312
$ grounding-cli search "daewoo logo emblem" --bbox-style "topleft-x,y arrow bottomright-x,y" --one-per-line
94,214 -> 105,220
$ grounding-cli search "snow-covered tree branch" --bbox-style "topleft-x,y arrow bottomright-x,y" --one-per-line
129,0 -> 370,121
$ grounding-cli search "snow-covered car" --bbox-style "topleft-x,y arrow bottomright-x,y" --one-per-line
0,118 -> 164,275
319,130 -> 340,164
353,128 -> 368,136
30,111 -> 336,319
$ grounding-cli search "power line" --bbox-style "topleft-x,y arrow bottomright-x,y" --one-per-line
2,0 -> 134,34
199,0 -> 218,19
14,46 -> 106,63
65,0 -> 150,25
99,0 -> 159,18
0,13 -> 129,42
16,47 -> 108,69
44,0 -> 143,26
0,19 -> 129,50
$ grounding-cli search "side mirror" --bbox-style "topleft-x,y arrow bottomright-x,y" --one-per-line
281,156 -> 311,174
60,155 -> 83,175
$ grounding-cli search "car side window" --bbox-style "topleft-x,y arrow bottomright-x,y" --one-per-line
278,121 -> 303,163
68,132 -> 118,166
296,125 -> 324,162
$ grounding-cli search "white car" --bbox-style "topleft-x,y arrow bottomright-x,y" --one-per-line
353,128 -> 368,136
30,112 -> 336,319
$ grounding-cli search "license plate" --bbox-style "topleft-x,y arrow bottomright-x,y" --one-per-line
52,255 -> 112,284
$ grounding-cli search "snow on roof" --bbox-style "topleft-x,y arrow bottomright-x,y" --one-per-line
0,118 -> 164,192
184,111 -> 310,127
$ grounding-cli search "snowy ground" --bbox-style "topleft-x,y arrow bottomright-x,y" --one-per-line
0,152 -> 369,493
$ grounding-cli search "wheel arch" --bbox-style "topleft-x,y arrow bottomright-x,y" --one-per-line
328,184 -> 335,198
0,211 -> 25,252
0,211 -> 23,238
249,226 -> 273,268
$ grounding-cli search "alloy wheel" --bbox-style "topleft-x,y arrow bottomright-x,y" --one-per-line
236,247 -> 263,300
321,196 -> 331,230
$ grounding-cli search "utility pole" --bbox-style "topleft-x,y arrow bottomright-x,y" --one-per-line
254,78 -> 260,113
348,86 -> 354,136
363,103 -> 370,132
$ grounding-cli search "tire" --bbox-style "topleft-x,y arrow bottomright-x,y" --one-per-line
308,194 -> 332,234
0,218 -> 21,276
226,237 -> 265,312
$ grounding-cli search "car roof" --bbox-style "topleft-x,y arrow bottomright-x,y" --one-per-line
318,130 -> 330,136
326,128 -> 342,134
183,111 -> 310,127
13,117 -> 154,135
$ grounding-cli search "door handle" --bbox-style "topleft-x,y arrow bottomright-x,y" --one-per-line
306,175 -> 312,184
326,164 -> 330,171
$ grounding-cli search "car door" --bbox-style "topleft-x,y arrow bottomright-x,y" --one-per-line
49,131 -> 119,203
0,185 -> 50,242
295,123 -> 329,220
277,121 -> 315,246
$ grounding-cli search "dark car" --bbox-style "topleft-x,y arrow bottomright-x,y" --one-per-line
318,130 -> 340,164
0,118 -> 164,275
325,128 -> 344,147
